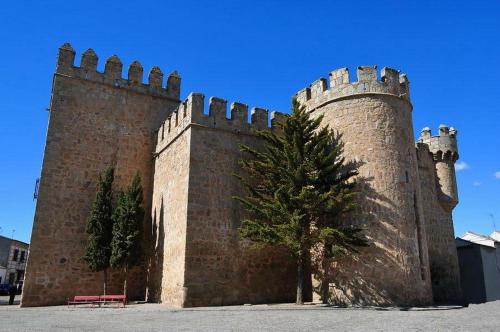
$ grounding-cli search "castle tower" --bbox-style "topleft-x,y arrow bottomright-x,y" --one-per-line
296,66 -> 432,305
419,125 -> 459,211
417,126 -> 462,303
21,44 -> 181,307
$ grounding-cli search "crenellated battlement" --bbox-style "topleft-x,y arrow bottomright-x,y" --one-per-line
56,43 -> 181,100
155,93 -> 287,154
417,125 -> 459,162
296,65 -> 410,111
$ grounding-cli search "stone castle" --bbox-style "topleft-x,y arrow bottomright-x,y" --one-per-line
21,44 -> 462,307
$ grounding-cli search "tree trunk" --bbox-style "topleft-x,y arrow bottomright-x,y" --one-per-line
103,268 -> 107,304
145,258 -> 150,303
123,265 -> 128,301
296,250 -> 304,305
321,245 -> 330,304
103,269 -> 107,296
302,250 -> 312,302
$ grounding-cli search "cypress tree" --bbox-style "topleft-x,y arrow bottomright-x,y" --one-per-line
84,167 -> 115,296
235,98 -> 367,304
110,172 -> 144,299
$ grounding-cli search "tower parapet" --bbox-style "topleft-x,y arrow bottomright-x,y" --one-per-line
418,125 -> 458,162
418,125 -> 459,211
55,43 -> 180,100
296,66 -> 410,111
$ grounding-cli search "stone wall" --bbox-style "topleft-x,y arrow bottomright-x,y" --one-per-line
149,122 -> 191,307
152,93 -> 296,307
297,66 -> 433,306
21,44 -> 180,306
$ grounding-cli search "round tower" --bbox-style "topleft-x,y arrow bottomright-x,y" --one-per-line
418,125 -> 459,211
417,125 -> 462,303
297,66 -> 432,306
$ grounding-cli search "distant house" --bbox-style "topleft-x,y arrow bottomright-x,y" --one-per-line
456,231 -> 500,304
0,236 -> 29,285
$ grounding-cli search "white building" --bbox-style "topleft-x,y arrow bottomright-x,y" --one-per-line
456,231 -> 500,303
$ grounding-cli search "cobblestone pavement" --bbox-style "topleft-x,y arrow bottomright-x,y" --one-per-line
1,297 -> 499,331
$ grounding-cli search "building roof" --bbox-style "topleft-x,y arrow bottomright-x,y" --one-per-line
459,231 -> 499,248
490,231 -> 500,242
0,235 -> 29,247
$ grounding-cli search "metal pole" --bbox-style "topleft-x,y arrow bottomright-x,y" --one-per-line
490,214 -> 497,232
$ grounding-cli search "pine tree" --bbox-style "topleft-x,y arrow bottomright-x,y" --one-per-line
235,98 -> 367,304
84,167 -> 115,297
110,172 -> 144,299
309,125 -> 368,304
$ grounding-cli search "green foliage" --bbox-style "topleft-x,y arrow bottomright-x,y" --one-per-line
84,167 -> 115,272
110,173 -> 144,269
235,97 -> 367,260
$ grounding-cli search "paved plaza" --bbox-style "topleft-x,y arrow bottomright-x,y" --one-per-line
1,296 -> 499,331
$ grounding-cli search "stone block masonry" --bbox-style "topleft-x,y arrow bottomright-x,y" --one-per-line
23,44 -> 462,307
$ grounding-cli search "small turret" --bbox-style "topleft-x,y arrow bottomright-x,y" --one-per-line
251,108 -> 268,130
128,61 -> 143,84
56,43 -> 75,75
270,111 -> 287,133
381,67 -> 400,91
166,71 -> 181,100
399,74 -> 410,99
148,66 -> 163,89
418,125 -> 459,210
357,65 -> 377,81
104,55 -> 123,83
230,102 -> 248,127
418,125 -> 459,162
81,48 -> 98,71
209,97 -> 228,123
329,67 -> 349,87
420,127 -> 431,140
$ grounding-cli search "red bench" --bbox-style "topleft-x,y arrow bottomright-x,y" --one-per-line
67,294 -> 126,307
67,295 -> 100,307
99,294 -> 126,307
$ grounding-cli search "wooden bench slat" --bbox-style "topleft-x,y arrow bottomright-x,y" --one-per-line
73,296 -> 100,301
100,295 -> 125,300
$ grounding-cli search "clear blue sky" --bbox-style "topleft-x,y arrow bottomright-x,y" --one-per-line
0,1 -> 499,243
